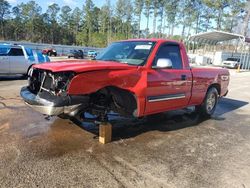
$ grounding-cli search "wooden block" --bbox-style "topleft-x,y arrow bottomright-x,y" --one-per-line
99,123 -> 112,144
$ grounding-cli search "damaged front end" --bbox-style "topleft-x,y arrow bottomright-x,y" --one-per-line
20,68 -> 89,116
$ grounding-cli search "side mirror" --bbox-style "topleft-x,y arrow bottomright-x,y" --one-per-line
153,58 -> 173,69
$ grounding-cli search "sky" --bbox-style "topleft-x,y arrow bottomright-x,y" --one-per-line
6,0 -> 108,10
6,0 -> 181,35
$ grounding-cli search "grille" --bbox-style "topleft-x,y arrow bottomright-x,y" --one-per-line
29,69 -> 53,94
43,76 -> 53,90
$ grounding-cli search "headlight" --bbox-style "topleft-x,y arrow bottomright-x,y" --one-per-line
53,72 -> 75,96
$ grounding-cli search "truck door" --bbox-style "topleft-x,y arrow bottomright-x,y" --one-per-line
9,47 -> 28,74
145,43 -> 192,115
0,46 -> 10,74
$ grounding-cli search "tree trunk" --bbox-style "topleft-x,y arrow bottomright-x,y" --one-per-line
1,21 -> 4,40
187,26 -> 191,36
230,17 -> 234,33
243,9 -> 250,36
181,24 -> 186,37
205,17 -> 210,32
146,10 -> 150,37
217,8 -> 223,30
138,14 -> 141,38
195,13 -> 200,34
158,9 -> 164,38
32,19 -> 34,42
162,17 -> 166,36
153,7 -> 157,37
107,16 -> 111,44
171,24 -> 174,36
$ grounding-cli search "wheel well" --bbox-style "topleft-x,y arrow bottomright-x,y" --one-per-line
208,83 -> 221,95
27,64 -> 34,75
91,86 -> 138,117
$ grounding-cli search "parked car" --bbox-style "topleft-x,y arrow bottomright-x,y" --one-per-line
42,48 -> 57,56
87,50 -> 97,57
68,50 -> 84,59
222,57 -> 240,68
21,39 -> 229,123
0,44 -> 47,76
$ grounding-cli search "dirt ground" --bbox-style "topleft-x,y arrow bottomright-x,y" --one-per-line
0,69 -> 250,188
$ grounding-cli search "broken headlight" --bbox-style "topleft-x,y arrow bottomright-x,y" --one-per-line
53,72 -> 75,96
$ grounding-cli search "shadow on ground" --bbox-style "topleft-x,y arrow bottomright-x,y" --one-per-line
215,98 -> 248,116
0,75 -> 27,81
68,97 -> 248,141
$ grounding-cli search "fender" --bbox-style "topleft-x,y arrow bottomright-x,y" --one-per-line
189,68 -> 229,106
67,68 -> 148,117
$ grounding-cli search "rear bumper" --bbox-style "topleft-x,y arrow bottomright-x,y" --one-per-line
20,87 -> 89,116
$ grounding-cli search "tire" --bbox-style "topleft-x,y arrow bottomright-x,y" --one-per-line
196,87 -> 218,118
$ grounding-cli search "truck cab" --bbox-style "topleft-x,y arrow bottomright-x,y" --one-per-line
144,41 -> 192,115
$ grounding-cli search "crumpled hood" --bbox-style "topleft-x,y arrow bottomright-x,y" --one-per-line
33,60 -> 137,73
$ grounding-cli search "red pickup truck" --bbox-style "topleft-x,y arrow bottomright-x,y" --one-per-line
21,39 -> 229,121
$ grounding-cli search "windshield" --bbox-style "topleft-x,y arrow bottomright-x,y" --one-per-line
95,41 -> 155,66
0,46 -> 10,56
226,58 -> 239,62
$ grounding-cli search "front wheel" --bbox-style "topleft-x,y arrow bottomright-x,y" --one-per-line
196,87 -> 218,118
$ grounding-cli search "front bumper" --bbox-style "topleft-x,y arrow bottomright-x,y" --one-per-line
20,87 -> 89,116
222,63 -> 237,68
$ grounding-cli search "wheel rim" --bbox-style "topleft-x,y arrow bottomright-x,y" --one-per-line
206,93 -> 216,112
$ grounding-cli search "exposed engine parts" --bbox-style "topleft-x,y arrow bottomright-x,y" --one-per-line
83,87 -> 138,122
28,68 -> 75,96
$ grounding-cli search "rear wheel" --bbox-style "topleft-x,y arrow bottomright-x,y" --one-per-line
196,87 -> 218,118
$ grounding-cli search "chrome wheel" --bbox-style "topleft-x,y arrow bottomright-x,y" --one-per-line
206,92 -> 216,112
196,87 -> 218,118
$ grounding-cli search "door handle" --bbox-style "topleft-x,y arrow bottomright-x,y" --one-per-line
181,75 -> 187,80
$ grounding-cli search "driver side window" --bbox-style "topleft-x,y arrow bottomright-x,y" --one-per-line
155,44 -> 183,69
